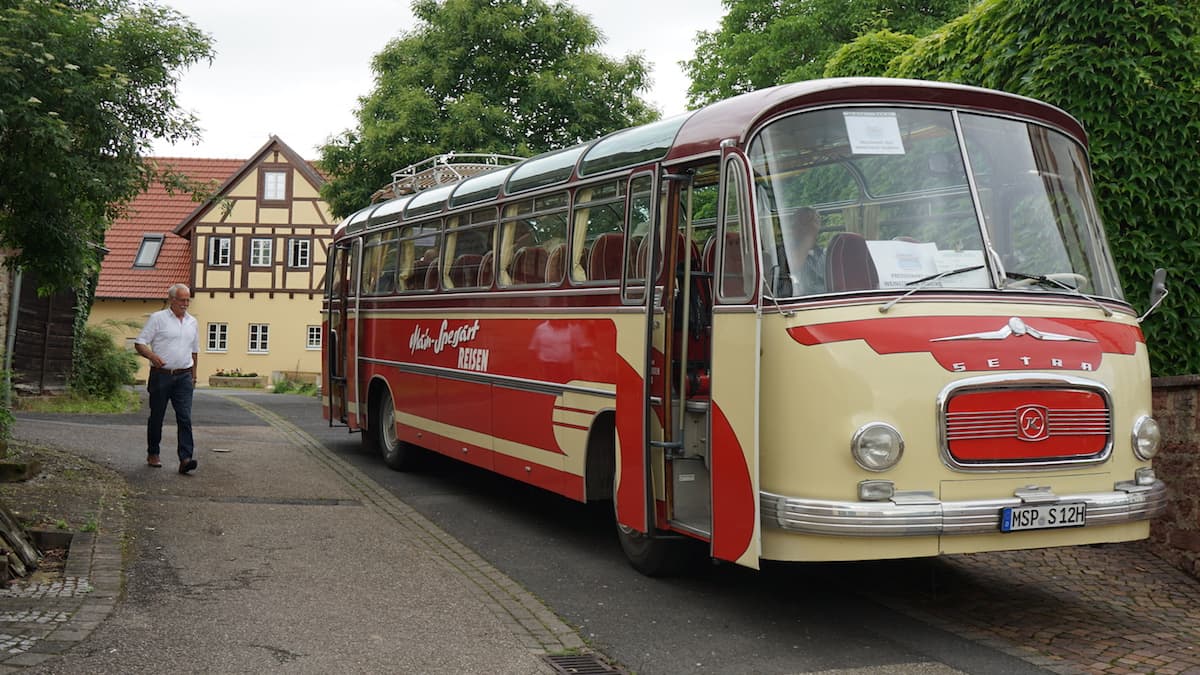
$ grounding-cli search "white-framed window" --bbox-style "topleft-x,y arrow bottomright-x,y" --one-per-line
133,234 -> 164,267
249,323 -> 270,353
288,238 -> 311,268
263,170 -> 287,201
306,325 -> 321,350
250,238 -> 273,267
208,236 -> 231,266
206,323 -> 228,352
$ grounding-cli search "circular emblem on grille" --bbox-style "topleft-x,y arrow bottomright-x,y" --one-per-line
1016,405 -> 1049,441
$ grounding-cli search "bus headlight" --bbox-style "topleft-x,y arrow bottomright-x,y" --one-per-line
851,423 -> 904,472
1132,415 -> 1161,461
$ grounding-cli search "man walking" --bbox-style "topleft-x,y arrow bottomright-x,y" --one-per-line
134,283 -> 200,474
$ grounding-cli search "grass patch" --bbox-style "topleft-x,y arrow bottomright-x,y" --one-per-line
17,389 -> 140,414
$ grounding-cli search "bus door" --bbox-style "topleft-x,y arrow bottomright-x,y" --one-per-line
615,171 -> 662,539
663,168 -> 715,541
324,240 -> 354,427
705,150 -> 762,568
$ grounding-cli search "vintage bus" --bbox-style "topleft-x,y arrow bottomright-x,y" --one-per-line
323,77 -> 1169,576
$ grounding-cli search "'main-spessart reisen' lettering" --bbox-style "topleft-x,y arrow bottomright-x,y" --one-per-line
458,347 -> 489,372
409,319 -> 489,373
409,319 -> 481,354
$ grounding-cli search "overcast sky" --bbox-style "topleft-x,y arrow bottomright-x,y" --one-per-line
150,0 -> 727,159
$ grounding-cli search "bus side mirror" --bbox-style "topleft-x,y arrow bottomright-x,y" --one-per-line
1138,268 -> 1168,323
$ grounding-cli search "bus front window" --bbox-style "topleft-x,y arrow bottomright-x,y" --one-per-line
960,113 -> 1123,300
748,106 -> 1121,301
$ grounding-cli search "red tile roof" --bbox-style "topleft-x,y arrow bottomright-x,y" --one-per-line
95,158 -> 243,299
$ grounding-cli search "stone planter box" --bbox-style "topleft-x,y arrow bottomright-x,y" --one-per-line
208,375 -> 268,388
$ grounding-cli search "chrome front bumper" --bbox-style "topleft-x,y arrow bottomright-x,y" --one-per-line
760,480 -> 1168,537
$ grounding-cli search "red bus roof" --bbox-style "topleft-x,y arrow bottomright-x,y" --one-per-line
336,78 -> 1087,236
666,77 -> 1087,163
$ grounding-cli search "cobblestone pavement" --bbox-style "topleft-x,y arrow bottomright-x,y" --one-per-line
0,532 -> 121,670
863,543 -> 1200,675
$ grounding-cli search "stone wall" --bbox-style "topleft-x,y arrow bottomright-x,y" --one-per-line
1149,375 -> 1200,579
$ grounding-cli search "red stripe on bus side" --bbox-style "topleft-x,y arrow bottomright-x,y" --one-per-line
710,401 -> 754,562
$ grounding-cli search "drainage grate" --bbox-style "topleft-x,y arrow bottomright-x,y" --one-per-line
542,653 -> 625,675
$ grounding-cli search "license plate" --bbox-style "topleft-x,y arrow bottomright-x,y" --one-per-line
1000,502 -> 1087,532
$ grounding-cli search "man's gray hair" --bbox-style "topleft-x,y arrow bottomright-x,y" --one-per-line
167,283 -> 191,299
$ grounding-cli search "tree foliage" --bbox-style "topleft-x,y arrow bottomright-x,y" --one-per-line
883,0 -> 1200,376
683,0 -> 970,107
823,28 -> 917,78
0,0 -> 213,292
319,0 -> 657,219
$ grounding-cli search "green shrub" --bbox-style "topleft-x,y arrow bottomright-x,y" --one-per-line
272,378 -> 318,397
884,0 -> 1200,376
69,325 -> 138,398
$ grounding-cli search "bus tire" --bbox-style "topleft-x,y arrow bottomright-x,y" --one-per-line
373,388 -> 419,471
616,522 -> 691,577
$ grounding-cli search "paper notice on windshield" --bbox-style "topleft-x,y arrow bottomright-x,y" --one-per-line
866,241 -> 988,288
866,240 -> 938,288
844,112 -> 905,155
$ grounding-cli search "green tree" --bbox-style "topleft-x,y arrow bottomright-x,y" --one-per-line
0,0 -> 212,292
885,0 -> 1200,376
683,0 -> 971,107
319,0 -> 657,219
823,28 -> 917,78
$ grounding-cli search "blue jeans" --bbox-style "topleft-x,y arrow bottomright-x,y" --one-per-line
147,371 -> 194,461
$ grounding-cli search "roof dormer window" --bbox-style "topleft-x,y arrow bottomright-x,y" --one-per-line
133,234 -> 164,267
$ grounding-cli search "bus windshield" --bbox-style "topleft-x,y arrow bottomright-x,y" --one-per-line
748,106 -> 1123,301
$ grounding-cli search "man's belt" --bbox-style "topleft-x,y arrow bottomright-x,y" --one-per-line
151,367 -> 192,375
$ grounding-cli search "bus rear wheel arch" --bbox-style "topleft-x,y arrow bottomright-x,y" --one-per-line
367,380 -> 421,471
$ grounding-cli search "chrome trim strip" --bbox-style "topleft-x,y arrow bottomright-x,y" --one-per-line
760,479 -> 1167,536
359,357 -> 615,398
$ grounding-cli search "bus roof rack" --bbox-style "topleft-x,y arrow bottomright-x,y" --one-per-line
386,152 -> 523,198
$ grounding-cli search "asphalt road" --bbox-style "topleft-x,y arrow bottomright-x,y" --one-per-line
254,391 -> 1048,675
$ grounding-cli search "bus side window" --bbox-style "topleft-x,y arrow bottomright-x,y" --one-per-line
573,180 -> 624,284
445,208 -> 495,290
719,158 -> 755,301
501,192 -> 567,287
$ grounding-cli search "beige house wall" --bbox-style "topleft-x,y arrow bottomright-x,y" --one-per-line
89,294 -> 325,385
190,292 -> 324,383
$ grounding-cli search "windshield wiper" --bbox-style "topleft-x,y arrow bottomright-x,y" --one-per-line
879,265 -> 984,313
1003,271 -> 1113,317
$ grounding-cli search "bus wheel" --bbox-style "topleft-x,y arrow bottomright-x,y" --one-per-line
374,389 -> 418,471
616,522 -> 691,577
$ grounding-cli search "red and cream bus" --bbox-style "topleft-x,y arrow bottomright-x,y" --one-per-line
323,77 -> 1169,575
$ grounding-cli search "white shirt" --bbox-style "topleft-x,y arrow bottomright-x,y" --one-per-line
135,308 -> 199,370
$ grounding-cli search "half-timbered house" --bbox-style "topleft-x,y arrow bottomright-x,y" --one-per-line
90,136 -> 333,385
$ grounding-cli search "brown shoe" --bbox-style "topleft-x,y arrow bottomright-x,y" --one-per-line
147,455 -> 162,468
178,458 -> 197,475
